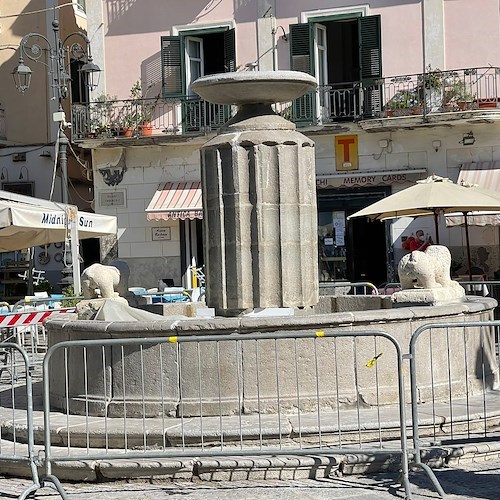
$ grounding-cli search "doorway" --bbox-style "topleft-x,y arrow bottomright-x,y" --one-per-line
317,186 -> 390,285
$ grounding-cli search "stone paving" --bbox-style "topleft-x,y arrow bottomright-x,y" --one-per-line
1,458 -> 500,499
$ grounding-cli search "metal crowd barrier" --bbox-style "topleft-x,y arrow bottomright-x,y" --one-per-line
37,330 -> 416,498
409,320 -> 500,475
320,281 -> 380,295
0,342 -> 66,499
0,307 -> 76,369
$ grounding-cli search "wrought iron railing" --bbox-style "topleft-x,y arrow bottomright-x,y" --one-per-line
72,67 -> 500,140
71,96 -> 234,140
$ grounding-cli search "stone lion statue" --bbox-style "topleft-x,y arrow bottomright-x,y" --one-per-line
398,245 -> 455,290
81,261 -> 130,299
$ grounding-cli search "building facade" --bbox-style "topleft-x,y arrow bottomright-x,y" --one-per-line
0,0 -> 107,296
72,0 -> 499,289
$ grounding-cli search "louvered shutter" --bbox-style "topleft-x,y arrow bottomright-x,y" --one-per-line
359,16 -> 382,118
223,29 -> 236,72
289,23 -> 315,125
161,36 -> 185,98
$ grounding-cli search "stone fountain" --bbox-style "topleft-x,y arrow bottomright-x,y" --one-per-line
192,71 -> 319,316
46,71 -> 497,418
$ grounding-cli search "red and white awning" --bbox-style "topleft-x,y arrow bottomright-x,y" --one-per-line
146,181 -> 203,221
446,162 -> 500,227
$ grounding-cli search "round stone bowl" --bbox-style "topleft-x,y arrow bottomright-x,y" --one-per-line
191,70 -> 317,105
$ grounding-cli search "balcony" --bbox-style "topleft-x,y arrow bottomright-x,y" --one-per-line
72,66 -> 500,143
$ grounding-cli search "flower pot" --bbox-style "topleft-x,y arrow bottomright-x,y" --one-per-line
139,122 -> 153,136
120,127 -> 134,137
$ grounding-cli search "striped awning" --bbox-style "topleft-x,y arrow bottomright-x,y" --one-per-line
447,162 -> 500,226
146,181 -> 203,221
458,161 -> 500,191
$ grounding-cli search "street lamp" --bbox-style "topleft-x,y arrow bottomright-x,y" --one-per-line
12,12 -> 101,291
12,15 -> 101,204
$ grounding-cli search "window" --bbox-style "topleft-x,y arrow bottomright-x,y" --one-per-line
161,28 -> 235,132
290,14 -> 382,124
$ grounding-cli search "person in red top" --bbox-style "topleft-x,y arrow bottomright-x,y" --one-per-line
409,229 -> 433,252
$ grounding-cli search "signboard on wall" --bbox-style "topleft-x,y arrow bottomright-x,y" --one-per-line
317,169 -> 427,189
335,135 -> 358,171
99,190 -> 126,208
152,227 -> 171,241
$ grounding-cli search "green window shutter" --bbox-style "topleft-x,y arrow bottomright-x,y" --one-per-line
289,23 -> 315,126
161,35 -> 185,98
359,15 -> 382,118
223,28 -> 236,72
359,15 -> 382,80
290,23 -> 313,74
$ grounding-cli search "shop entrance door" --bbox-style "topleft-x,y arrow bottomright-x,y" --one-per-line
348,215 -> 387,285
317,186 -> 390,286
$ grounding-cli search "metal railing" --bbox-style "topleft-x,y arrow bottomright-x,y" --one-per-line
33,330 -> 415,498
409,321 -> 500,476
0,342 -> 66,499
71,67 -> 500,139
320,281 -> 379,295
71,66 -> 500,140
4,318 -> 500,497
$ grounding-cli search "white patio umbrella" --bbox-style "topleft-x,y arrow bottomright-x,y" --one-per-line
0,190 -> 117,293
347,175 -> 500,280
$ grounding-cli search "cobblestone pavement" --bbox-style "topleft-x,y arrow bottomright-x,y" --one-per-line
1,460 -> 499,499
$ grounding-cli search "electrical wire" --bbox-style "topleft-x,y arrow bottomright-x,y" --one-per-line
49,127 -> 61,201
68,176 -> 94,204
0,144 -> 55,157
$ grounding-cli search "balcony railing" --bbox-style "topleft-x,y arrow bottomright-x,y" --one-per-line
71,96 -> 234,140
72,67 -> 500,141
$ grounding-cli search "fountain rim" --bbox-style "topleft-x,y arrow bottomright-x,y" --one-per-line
191,70 -> 317,105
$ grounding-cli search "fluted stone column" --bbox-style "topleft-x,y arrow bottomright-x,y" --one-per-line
194,72 -> 318,316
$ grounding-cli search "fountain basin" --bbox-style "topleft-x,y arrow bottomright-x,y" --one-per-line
191,70 -> 317,105
46,297 -> 497,418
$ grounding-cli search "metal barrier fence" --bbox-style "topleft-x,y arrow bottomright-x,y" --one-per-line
319,281 -> 379,295
7,319 -> 500,498
0,342 -> 66,499
0,307 -> 76,371
409,321 -> 500,471
35,330 -> 418,498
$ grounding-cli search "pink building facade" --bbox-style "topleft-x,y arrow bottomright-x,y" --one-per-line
77,1 -> 500,289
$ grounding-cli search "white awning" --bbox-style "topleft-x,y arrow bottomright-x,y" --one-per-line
0,190 -> 118,294
447,162 -> 500,226
146,181 -> 203,221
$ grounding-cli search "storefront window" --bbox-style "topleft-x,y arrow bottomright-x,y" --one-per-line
318,210 -> 347,281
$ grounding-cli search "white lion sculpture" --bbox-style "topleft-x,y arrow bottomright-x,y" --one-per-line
81,261 -> 130,299
398,245 -> 455,290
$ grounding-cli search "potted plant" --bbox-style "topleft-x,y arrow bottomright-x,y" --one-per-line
115,80 -> 160,136
385,89 -> 421,116
129,80 -> 160,136
443,78 -> 474,111
89,94 -> 118,137
419,65 -> 444,113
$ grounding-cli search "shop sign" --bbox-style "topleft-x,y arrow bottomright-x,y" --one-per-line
152,227 -> 171,241
99,190 -> 126,207
317,170 -> 426,189
335,135 -> 358,171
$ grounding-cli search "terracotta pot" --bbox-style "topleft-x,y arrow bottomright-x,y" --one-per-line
139,123 -> 154,136
120,127 -> 134,137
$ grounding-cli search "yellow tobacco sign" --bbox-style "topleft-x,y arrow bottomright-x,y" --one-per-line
335,135 -> 358,171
